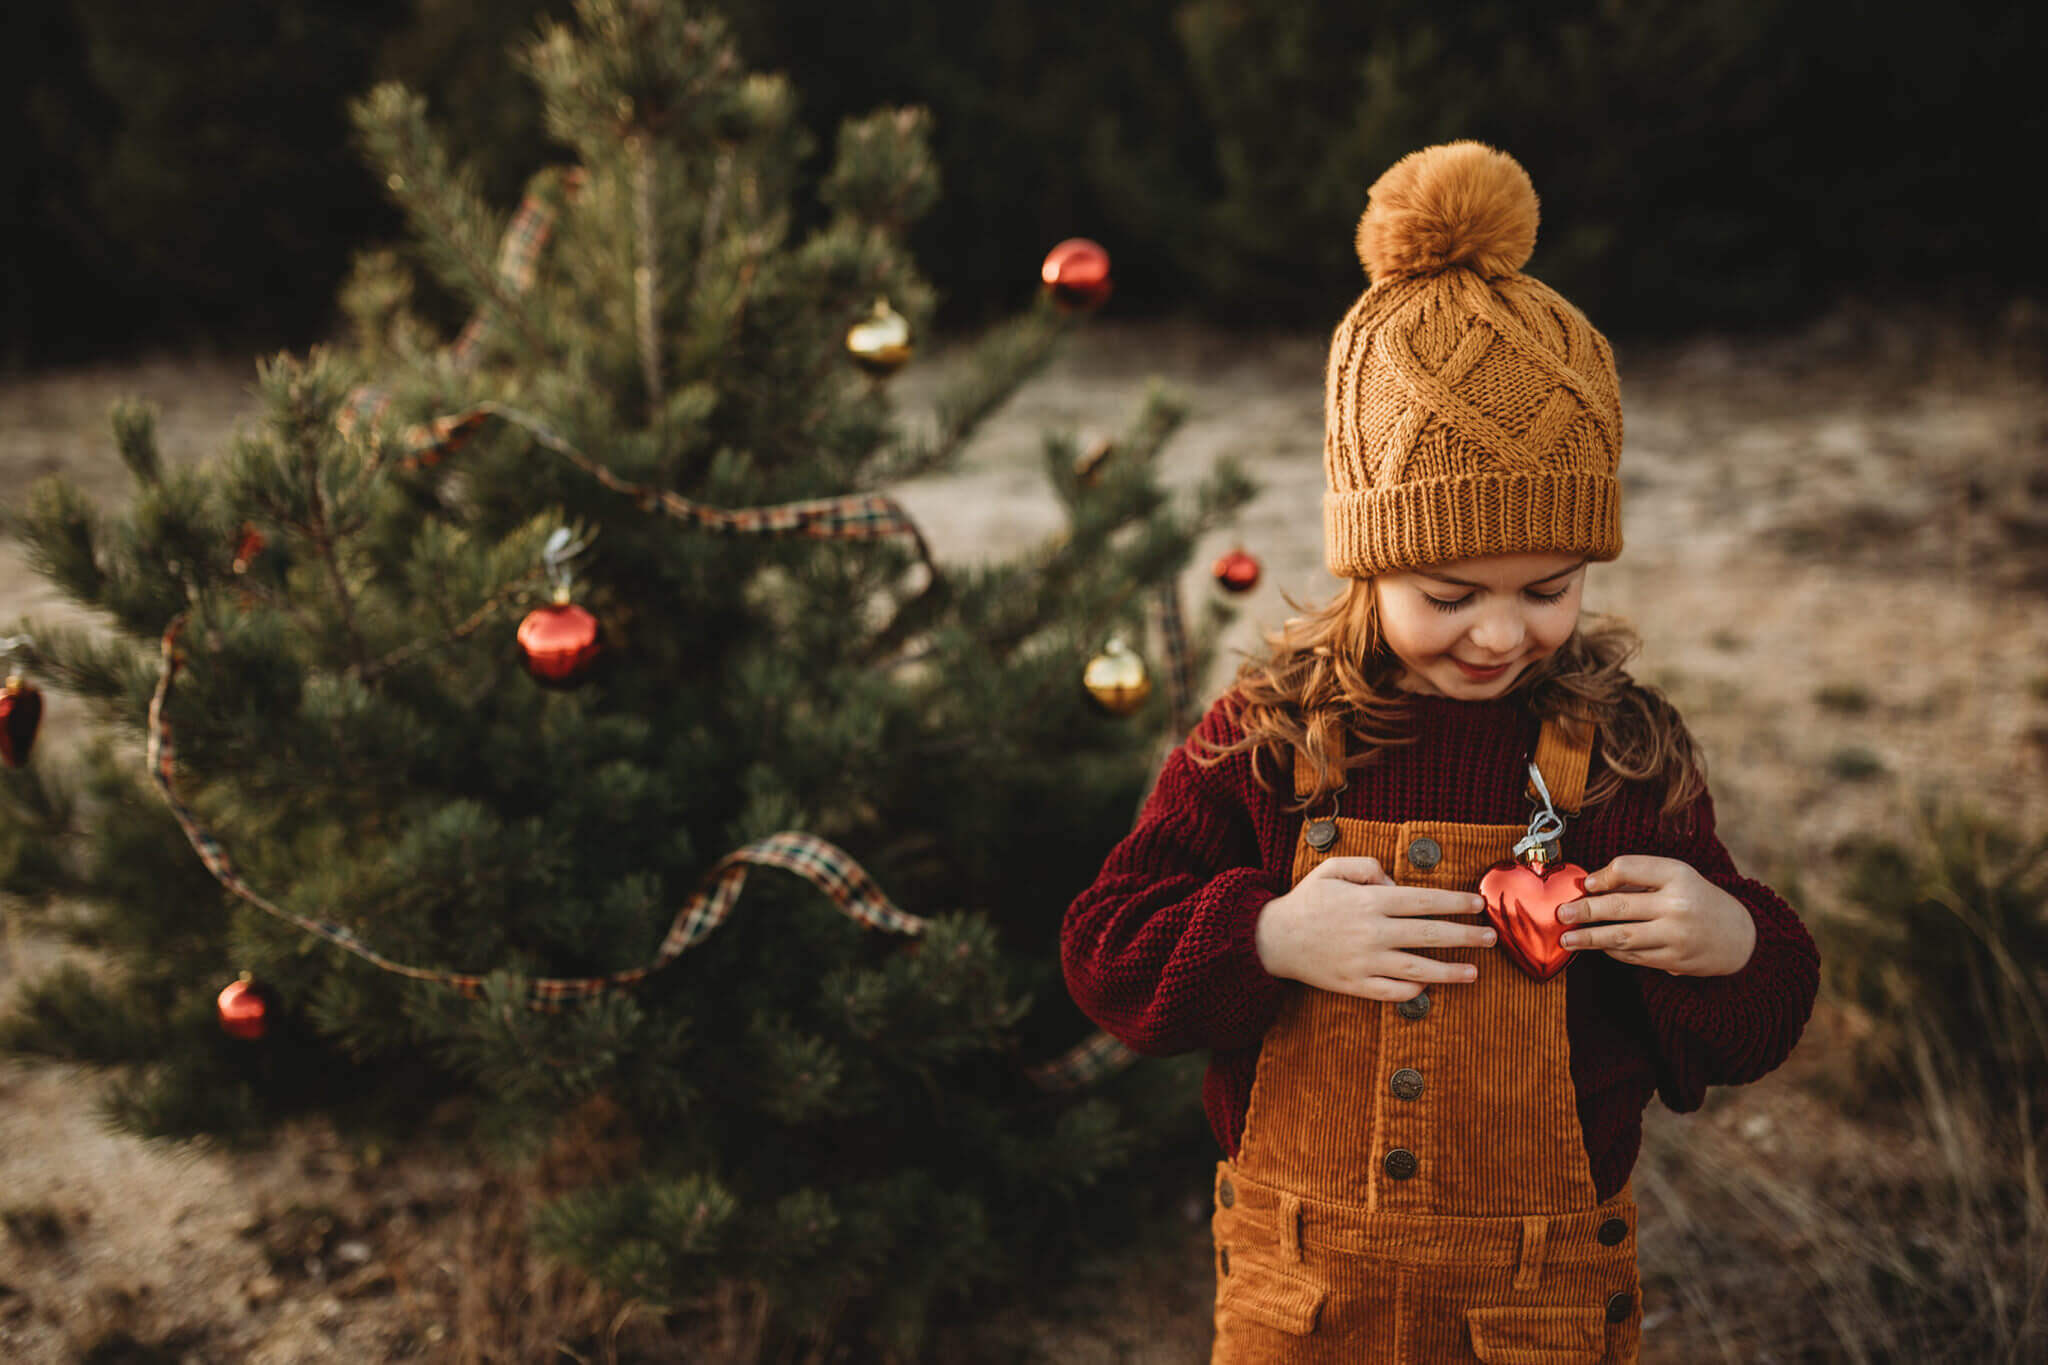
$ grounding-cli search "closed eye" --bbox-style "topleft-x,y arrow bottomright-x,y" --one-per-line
1424,587 -> 1571,613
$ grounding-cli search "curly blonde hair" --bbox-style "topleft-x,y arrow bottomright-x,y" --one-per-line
1187,577 -> 1709,831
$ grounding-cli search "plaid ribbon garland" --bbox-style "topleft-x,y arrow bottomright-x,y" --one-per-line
448,172 -> 575,369
335,388 -> 494,470
1153,578 -> 1195,741
1024,1029 -> 1140,1090
147,614 -> 929,1011
177,169 -> 1173,1085
334,398 -> 931,548
147,614 -> 1132,1087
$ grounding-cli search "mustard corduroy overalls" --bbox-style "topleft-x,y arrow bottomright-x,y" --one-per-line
1211,713 -> 1642,1364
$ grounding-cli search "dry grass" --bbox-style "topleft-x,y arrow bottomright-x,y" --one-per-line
1635,1025 -> 2047,1363
3,303 -> 2047,1359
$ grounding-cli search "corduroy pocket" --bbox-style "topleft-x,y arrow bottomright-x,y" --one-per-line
1464,1304 -> 1606,1364
1216,1252 -> 1326,1336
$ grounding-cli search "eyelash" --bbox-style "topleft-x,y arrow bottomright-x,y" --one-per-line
1424,587 -> 1571,614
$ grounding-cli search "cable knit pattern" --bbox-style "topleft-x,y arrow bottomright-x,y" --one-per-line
1322,142 -> 1625,579
1061,688 -> 1820,1204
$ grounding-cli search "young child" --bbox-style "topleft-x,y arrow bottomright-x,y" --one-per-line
1061,142 -> 1819,1364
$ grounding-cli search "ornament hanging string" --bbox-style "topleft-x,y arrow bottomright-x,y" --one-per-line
1514,759 -> 1567,861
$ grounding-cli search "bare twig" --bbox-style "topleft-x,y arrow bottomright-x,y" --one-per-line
305,431 -> 369,670
632,134 -> 665,419
692,146 -> 735,305
353,566 -> 549,685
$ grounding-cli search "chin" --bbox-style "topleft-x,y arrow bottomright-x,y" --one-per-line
1445,662 -> 1520,690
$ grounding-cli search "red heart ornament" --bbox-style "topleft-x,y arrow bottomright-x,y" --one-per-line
1478,857 -> 1589,982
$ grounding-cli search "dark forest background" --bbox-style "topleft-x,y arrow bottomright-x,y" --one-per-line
8,0 -> 2044,369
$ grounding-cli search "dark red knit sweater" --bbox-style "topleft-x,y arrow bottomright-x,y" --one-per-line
1061,686 -> 1820,1203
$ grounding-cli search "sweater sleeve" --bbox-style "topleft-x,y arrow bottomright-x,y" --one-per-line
1060,693 -> 1291,1056
1632,788 -> 1820,1113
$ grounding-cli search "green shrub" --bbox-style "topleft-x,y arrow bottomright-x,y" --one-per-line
1815,683 -> 1873,714
1638,1010 -> 2048,1361
1825,746 -> 1885,781
1818,800 -> 2048,1118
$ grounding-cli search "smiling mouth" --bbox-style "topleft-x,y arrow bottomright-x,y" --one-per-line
1454,658 -> 1513,673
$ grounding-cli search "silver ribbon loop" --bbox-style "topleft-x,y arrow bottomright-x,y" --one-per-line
542,525 -> 597,599
1512,759 -> 1566,860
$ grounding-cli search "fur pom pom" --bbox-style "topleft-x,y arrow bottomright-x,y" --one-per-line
1354,141 -> 1540,284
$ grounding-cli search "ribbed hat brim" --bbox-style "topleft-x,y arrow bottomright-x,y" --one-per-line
1325,470 -> 1622,579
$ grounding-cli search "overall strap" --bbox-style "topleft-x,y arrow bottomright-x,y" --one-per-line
1527,712 -> 1597,815
1288,708 -> 1598,811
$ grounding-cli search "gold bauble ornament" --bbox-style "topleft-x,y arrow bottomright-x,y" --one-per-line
1082,634 -> 1151,717
846,297 -> 912,377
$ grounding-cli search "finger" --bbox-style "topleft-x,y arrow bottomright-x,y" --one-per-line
1315,856 -> 1393,885
1560,893 -> 1661,925
1560,923 -> 1666,954
1384,890 -> 1490,917
1343,977 -> 1437,1003
1377,952 -> 1480,984
1390,918 -> 1499,951
1587,856 -> 1670,893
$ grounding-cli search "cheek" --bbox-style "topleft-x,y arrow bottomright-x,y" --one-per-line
1383,601 -> 1454,654
1531,602 -> 1581,651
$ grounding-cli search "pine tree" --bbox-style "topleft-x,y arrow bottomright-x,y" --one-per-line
0,0 -> 1256,1356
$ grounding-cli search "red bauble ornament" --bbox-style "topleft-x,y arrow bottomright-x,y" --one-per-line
517,600 -> 603,688
1478,850 -> 1589,982
0,674 -> 41,767
1211,545 -> 1261,594
1041,238 -> 1112,311
217,974 -> 274,1040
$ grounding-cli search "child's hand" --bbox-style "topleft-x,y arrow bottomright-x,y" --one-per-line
1556,855 -> 1757,976
1255,857 -> 1498,1000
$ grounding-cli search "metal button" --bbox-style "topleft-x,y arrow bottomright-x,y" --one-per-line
1384,1148 -> 1418,1180
1389,1068 -> 1425,1101
1305,818 -> 1338,850
1597,1217 -> 1628,1246
1407,836 -> 1442,869
1219,1247 -> 1231,1276
1396,991 -> 1432,1020
1605,1291 -> 1633,1323
1218,1177 -> 1235,1208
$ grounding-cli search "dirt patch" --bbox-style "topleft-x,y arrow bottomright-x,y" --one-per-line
4,306 -> 2046,1360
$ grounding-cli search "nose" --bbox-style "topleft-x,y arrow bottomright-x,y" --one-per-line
1469,603 -> 1527,657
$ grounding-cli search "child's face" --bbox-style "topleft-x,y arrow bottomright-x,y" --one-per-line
1372,552 -> 1588,697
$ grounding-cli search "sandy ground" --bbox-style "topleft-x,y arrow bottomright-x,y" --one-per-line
2,306 -> 2046,1361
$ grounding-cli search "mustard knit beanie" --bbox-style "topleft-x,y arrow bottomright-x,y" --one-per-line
1323,141 -> 1623,579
